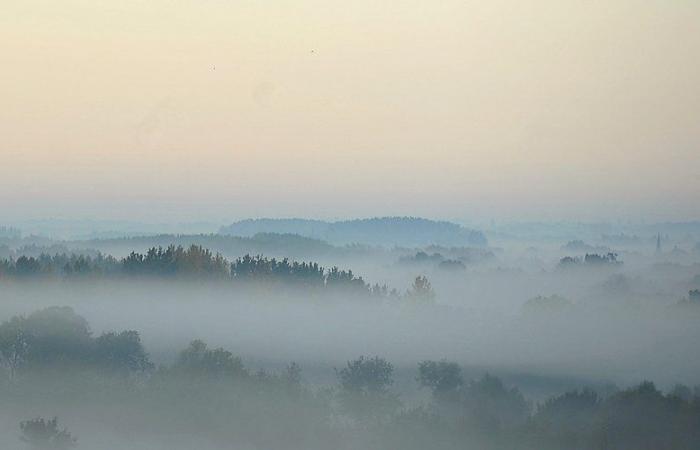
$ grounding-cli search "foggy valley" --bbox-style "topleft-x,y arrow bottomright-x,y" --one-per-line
1,218 -> 699,449
3,0 -> 700,448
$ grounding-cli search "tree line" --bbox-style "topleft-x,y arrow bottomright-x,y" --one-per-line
0,245 -> 437,302
559,253 -> 622,268
3,307 -> 699,450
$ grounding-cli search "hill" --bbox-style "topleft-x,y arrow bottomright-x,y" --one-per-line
220,217 -> 487,247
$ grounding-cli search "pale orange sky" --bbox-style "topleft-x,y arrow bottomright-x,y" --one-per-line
1,0 -> 698,222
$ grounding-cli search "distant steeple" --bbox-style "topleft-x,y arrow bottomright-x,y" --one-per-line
656,233 -> 662,254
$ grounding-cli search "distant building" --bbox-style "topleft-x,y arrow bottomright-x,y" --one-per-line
656,233 -> 662,254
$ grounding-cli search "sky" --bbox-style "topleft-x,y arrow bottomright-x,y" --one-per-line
1,0 -> 699,223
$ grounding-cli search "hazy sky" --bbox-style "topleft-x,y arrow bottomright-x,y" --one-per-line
2,0 -> 698,223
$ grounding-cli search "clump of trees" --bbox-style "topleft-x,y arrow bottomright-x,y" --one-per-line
336,356 -> 400,421
20,417 -> 77,449
559,253 -> 621,268
398,251 -> 445,265
418,361 -> 530,431
677,289 -> 700,306
123,245 -> 229,278
414,360 -> 700,450
417,360 -> 463,410
528,381 -> 700,450
398,251 -> 466,271
689,289 -> 700,302
230,254 -> 396,298
0,253 -> 119,278
0,307 -> 151,380
170,339 -> 247,379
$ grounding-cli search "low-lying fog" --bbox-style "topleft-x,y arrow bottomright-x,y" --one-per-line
1,219 -> 699,450
1,259 -> 698,390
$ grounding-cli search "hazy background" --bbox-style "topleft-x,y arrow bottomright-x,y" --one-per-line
2,0 -> 699,223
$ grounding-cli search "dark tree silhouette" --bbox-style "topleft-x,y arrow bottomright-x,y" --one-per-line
336,356 -> 400,420
405,275 -> 435,304
417,360 -> 463,398
173,339 -> 248,379
94,330 -> 153,374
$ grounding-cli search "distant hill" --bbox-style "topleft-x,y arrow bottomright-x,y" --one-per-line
219,217 -> 487,247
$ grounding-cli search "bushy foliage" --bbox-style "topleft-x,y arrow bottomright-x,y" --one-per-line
123,245 -> 229,278
527,381 -> 700,450
94,330 -> 153,374
336,356 -> 400,420
417,360 -> 463,398
231,254 -> 325,286
171,339 -> 247,379
461,373 -> 531,432
0,307 -> 151,378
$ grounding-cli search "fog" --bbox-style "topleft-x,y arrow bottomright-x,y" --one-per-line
1,218 -> 699,449
4,0 -> 699,446
1,275 -> 698,388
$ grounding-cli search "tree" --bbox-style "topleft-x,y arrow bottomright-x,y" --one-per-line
461,374 -> 530,432
174,340 -> 248,379
0,316 -> 31,380
417,360 -> 463,399
405,275 -> 435,304
14,256 -> 41,277
0,308 -> 153,377
336,356 -> 400,420
20,417 -> 77,449
22,307 -> 93,366
532,389 -> 600,449
417,360 -> 464,419
94,330 -> 153,374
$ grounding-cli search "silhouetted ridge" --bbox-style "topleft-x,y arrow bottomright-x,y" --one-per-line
220,217 -> 487,247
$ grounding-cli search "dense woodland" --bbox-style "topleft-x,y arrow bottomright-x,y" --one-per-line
2,307 -> 699,450
0,245 -> 445,301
